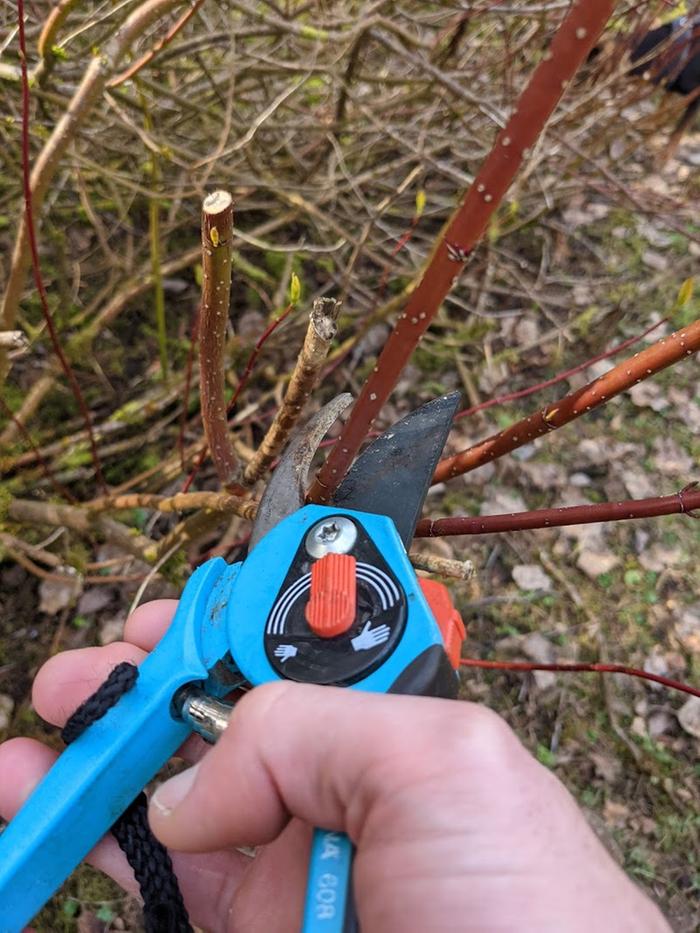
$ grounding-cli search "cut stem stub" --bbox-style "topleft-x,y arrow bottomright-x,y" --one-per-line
199,190 -> 242,492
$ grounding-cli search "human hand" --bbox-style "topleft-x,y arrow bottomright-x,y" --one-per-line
0,600 -> 670,932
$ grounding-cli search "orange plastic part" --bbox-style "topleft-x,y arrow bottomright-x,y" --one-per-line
418,578 -> 466,669
305,553 -> 358,638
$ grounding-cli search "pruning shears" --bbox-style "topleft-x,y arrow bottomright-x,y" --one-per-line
0,391 -> 466,932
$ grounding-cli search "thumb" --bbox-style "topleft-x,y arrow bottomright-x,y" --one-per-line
148,680 -> 508,853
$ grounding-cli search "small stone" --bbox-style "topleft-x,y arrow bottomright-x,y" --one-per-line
609,138 -> 626,161
514,317 -> 540,346
651,437 -> 693,476
236,311 -> 267,342
512,443 -> 536,462
631,715 -> 647,737
643,648 -> 686,688
636,221 -> 673,248
520,461 -> 566,490
521,631 -> 557,689
464,462 -> 496,486
591,751 -> 621,783
586,359 -> 615,381
603,799 -> 631,827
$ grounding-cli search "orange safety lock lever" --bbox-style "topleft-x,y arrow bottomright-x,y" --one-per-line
418,578 -> 466,669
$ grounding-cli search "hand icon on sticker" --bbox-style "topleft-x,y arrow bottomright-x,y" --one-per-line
351,621 -> 391,652
274,644 -> 298,662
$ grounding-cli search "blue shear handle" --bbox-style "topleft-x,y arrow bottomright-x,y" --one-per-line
0,557 -> 236,932
0,682 -> 190,932
303,829 -> 356,933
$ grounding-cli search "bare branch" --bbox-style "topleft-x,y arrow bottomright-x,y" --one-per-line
199,190 -> 241,491
244,298 -> 341,485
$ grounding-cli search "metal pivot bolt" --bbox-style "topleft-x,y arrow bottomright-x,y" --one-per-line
305,516 -> 357,558
179,688 -> 234,744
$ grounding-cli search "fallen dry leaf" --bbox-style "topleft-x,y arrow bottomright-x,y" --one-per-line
480,487 -> 527,516
99,615 -> 126,645
674,606 -> 700,655
677,696 -> 700,739
628,381 -> 668,412
77,586 -> 114,616
603,798 -> 631,828
0,694 -> 14,731
651,437 -> 693,477
512,564 -> 552,592
591,751 -> 621,783
577,548 -> 620,579
621,468 -> 656,499
638,543 -> 683,573
39,572 -> 83,616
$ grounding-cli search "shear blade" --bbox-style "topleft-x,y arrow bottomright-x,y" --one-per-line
331,392 -> 460,547
249,394 -> 353,549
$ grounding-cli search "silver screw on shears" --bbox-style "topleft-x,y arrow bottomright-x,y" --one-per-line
305,516 -> 357,558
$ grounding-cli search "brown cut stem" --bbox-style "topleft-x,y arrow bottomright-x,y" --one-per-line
244,298 -> 341,485
199,190 -> 241,491
409,549 -> 475,581
0,331 -> 28,350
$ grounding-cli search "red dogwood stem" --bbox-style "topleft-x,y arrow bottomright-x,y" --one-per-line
415,483 -> 700,537
460,658 -> 700,699
308,0 -> 615,502
435,318 -> 700,483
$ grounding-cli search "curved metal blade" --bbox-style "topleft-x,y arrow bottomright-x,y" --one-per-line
331,392 -> 461,547
249,394 -> 353,549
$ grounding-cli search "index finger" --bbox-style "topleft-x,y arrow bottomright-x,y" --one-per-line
32,599 -> 179,728
124,598 -> 179,649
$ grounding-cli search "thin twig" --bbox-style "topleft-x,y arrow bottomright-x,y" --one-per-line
15,0 -> 105,488
86,490 -> 258,520
409,549 -> 475,580
244,298 -> 341,485
108,0 -> 207,88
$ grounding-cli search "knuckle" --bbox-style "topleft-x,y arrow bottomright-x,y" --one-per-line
442,701 -> 522,768
227,680 -> 291,737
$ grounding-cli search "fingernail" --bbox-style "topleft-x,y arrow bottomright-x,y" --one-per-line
151,764 -> 200,817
